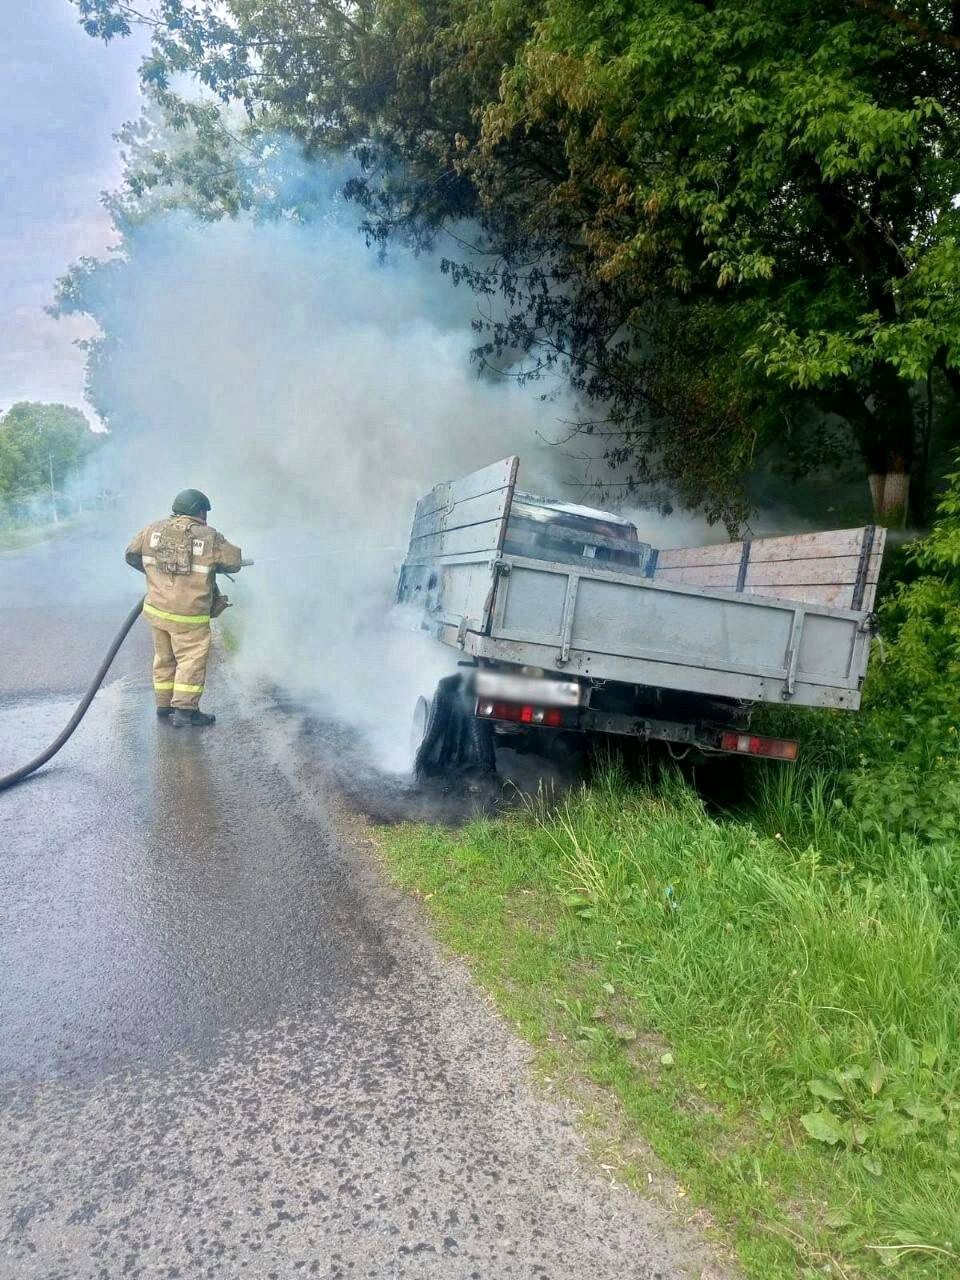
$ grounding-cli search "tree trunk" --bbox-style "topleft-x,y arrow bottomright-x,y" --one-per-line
868,469 -> 911,526
833,372 -> 921,526
858,368 -> 917,527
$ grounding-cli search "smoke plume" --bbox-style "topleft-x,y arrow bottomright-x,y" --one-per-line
79,191 -> 586,767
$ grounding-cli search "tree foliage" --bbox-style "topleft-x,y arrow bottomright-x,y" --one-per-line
73,0 -> 960,525
876,453 -> 960,701
0,403 -> 100,505
830,454 -> 960,842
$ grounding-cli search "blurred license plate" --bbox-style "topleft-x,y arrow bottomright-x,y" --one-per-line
475,671 -> 582,707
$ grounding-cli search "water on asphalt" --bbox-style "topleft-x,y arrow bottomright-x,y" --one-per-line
0,532 -> 727,1279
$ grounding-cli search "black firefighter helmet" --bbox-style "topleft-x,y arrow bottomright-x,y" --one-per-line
171,489 -> 211,518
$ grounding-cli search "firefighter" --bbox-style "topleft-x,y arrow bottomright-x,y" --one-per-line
125,489 -> 243,728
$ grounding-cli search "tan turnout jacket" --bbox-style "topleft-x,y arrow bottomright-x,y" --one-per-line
126,515 -> 242,625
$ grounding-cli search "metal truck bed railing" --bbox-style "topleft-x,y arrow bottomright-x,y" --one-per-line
396,457 -> 885,712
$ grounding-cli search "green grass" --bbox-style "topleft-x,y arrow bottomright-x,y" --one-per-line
0,514 -> 87,554
377,765 -> 960,1278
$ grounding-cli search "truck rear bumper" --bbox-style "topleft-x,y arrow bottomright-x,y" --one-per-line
475,699 -> 798,761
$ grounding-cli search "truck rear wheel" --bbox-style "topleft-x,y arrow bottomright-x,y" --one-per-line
458,688 -> 496,774
412,676 -> 496,781
411,695 -> 431,761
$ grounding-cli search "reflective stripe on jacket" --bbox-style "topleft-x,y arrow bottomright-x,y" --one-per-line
126,515 -> 242,622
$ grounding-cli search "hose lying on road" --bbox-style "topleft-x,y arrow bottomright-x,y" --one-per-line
0,596 -> 145,793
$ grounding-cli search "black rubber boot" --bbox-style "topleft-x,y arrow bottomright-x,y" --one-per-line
171,708 -> 216,728
157,707 -> 174,719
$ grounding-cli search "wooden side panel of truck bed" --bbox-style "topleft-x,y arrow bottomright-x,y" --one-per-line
655,527 -> 886,611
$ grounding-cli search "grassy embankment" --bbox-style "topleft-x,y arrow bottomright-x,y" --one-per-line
379,473 -> 960,1274
0,513 -> 87,554
379,465 -> 960,1277
378,760 -> 959,1278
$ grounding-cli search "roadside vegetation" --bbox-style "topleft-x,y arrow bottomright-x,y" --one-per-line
0,401 -> 102,547
0,515 -> 90,554
379,466 -> 960,1279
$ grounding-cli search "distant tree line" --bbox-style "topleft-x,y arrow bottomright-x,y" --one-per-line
73,0 -> 960,527
0,402 -> 100,520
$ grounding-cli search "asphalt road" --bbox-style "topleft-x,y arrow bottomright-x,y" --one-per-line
0,529 -> 725,1280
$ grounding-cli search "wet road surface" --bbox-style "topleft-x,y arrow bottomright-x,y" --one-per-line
0,531 -> 724,1279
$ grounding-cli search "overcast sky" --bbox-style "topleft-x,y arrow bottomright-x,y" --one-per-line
0,0 -> 148,422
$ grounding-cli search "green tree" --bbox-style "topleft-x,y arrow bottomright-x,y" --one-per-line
0,402 -> 100,503
74,0 -> 960,525
479,0 -> 960,525
874,452 -> 960,702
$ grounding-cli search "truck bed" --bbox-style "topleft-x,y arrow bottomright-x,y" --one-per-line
397,457 -> 885,712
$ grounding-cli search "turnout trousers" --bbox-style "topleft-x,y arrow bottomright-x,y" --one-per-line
149,619 -> 212,710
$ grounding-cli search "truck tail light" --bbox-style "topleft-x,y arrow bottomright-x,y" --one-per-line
477,700 -> 564,728
720,731 -> 799,761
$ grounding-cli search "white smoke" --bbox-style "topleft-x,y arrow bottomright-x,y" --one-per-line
84,199 -> 618,769
70,122 -> 778,772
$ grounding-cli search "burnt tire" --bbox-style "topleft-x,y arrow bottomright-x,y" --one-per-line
413,675 -> 496,781
413,676 -> 456,778
465,710 -> 496,774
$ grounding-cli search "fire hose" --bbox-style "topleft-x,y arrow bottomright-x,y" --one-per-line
0,559 -> 254,794
0,596 -> 146,793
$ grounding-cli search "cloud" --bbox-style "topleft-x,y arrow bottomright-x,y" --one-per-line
0,0 -> 146,413
0,305 -> 99,418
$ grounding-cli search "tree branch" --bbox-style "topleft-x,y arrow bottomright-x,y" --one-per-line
853,0 -> 960,53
